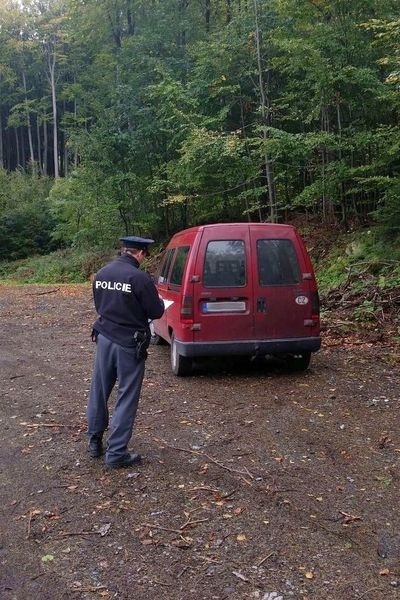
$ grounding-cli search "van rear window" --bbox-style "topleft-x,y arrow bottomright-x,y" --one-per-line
203,240 -> 246,287
257,239 -> 300,285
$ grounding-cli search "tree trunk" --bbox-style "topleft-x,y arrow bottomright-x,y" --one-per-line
205,0 -> 210,32
177,0 -> 188,50
20,126 -> 26,168
0,113 -> 4,169
22,71 -> 35,167
73,98 -> 79,168
36,115 -> 43,175
14,128 -> 20,168
226,0 -> 232,24
336,100 -> 348,225
320,103 -> 333,222
63,136 -> 68,177
106,3 -> 122,48
253,0 -> 276,222
43,114 -> 48,176
45,41 -> 59,178
126,0 -> 135,35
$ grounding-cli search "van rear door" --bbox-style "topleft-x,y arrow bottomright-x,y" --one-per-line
249,226 -> 315,341
192,224 -> 254,342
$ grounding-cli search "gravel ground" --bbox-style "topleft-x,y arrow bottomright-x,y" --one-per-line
1,284 -> 399,600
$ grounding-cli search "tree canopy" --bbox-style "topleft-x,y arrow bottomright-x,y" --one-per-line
0,0 -> 399,254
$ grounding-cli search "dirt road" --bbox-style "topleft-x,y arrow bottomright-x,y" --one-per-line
0,284 -> 399,600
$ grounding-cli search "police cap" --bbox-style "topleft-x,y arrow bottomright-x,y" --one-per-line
119,236 -> 155,256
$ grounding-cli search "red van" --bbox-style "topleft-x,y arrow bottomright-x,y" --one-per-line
152,223 -> 321,375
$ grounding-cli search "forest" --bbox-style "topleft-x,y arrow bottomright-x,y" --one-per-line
0,0 -> 399,268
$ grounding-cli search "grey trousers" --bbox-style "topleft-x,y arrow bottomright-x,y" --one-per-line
87,333 -> 145,462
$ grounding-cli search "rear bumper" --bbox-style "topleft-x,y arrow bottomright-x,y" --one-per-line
175,337 -> 321,358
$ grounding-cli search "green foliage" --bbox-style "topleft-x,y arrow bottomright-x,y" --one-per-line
316,226 -> 400,299
373,180 -> 400,241
362,16 -> 400,87
0,248 -> 112,284
0,169 -> 55,260
1,0 -> 400,259
316,251 -> 351,293
0,204 -> 55,260
353,299 -> 379,322
0,168 -> 52,211
49,148 -> 160,250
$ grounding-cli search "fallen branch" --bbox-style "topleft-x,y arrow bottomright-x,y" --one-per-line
188,486 -> 222,494
220,489 -> 237,499
31,572 -> 46,581
20,422 -> 75,428
26,510 -> 34,539
179,518 -> 209,530
257,551 -> 275,567
194,554 -> 222,564
177,566 -> 189,578
145,579 -> 174,588
155,438 -> 255,481
69,586 -> 107,593
58,531 -> 101,537
356,587 -> 386,600
25,288 -> 60,296
143,517 -> 209,535
324,319 -> 357,328
232,570 -> 250,582
143,523 -> 182,534
339,510 -> 362,524
315,520 -> 362,548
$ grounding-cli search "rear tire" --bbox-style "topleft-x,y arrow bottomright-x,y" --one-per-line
170,334 -> 192,376
285,352 -> 311,372
149,321 -> 167,345
150,333 -> 167,346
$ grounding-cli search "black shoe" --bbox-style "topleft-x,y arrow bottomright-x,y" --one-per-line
88,438 -> 103,458
106,453 -> 142,469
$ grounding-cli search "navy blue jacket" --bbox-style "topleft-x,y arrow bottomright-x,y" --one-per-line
92,254 -> 164,347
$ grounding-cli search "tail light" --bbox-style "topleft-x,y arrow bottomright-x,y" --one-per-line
311,290 -> 320,319
180,295 -> 194,324
304,291 -> 320,328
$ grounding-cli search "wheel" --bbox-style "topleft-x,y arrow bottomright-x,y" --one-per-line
149,322 -> 167,345
150,332 -> 167,346
285,352 -> 311,372
170,333 -> 192,376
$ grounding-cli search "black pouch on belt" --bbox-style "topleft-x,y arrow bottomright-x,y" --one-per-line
133,330 -> 150,361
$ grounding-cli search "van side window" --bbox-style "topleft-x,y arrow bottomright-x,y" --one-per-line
203,240 -> 246,287
257,239 -> 300,285
157,248 -> 175,284
169,245 -> 190,286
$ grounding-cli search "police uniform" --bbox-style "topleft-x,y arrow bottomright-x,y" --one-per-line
87,236 -> 164,468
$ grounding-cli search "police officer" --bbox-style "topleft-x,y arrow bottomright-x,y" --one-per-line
87,236 -> 165,468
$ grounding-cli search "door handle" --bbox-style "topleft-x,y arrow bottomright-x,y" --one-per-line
257,297 -> 267,312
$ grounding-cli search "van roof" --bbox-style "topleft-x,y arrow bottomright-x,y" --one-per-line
172,222 -> 296,235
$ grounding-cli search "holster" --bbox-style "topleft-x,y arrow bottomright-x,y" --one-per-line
133,330 -> 150,361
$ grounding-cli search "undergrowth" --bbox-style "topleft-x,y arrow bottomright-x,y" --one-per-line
0,249 -> 111,284
316,228 -> 400,295
315,228 -> 400,336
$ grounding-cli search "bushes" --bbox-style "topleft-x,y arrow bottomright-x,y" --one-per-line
0,202 -> 57,260
0,169 -> 56,260
0,249 -> 113,284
